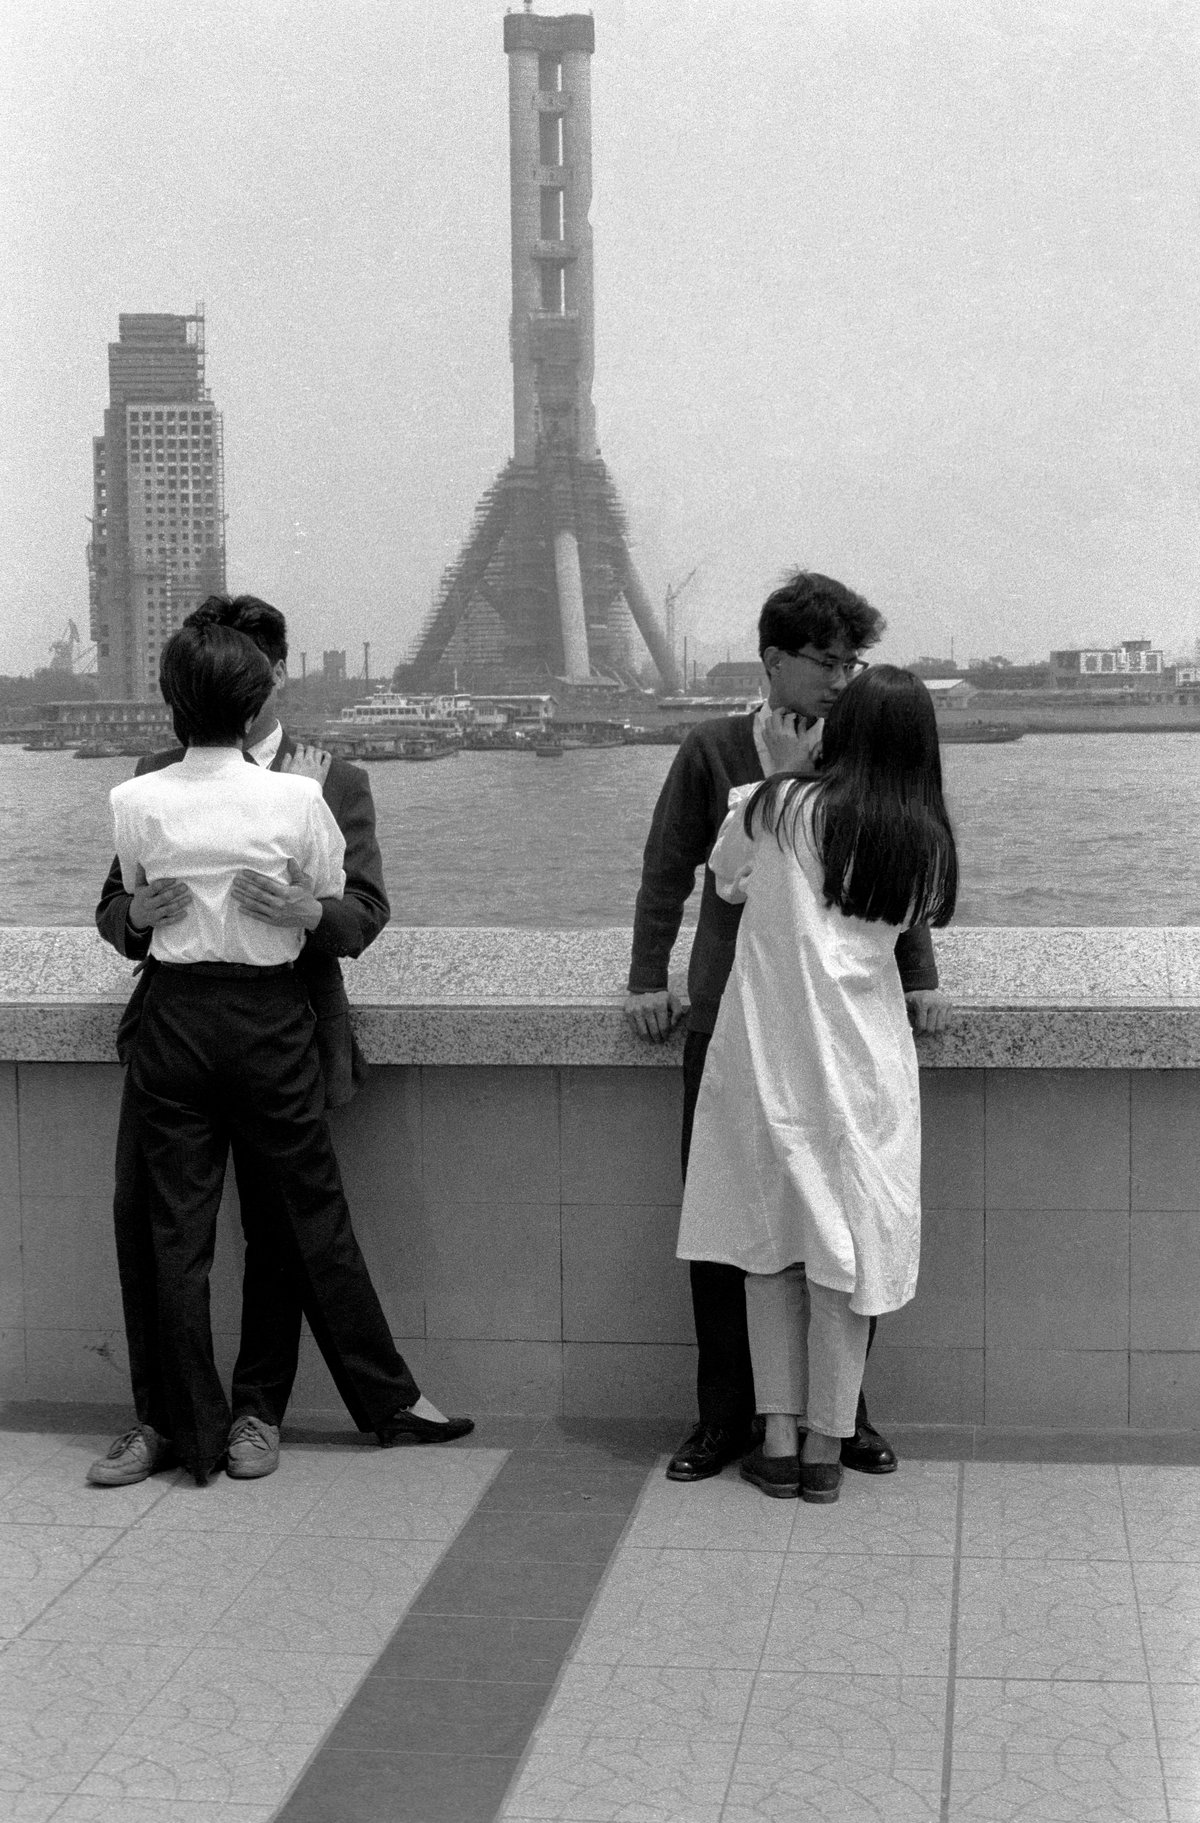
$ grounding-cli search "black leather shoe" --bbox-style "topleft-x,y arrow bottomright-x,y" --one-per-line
665,1422 -> 755,1483
840,1422 -> 898,1474
377,1409 -> 475,1447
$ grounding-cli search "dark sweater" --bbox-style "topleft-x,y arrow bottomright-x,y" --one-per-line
627,712 -> 939,1034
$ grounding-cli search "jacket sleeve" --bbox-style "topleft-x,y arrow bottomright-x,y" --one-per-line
303,761 -> 390,959
627,736 -> 715,994
895,922 -> 939,992
95,755 -> 155,960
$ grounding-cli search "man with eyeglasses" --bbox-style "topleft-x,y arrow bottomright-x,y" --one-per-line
625,570 -> 949,1483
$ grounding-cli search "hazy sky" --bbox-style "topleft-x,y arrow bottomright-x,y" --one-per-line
2,0 -> 1196,679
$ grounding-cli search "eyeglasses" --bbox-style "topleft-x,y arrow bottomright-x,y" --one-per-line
794,650 -> 869,680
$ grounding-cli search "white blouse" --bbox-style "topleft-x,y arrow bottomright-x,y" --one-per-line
110,745 -> 345,968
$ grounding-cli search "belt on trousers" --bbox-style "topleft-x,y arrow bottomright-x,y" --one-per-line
156,961 -> 294,979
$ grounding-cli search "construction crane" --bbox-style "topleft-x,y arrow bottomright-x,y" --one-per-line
663,569 -> 698,692
46,620 -> 97,676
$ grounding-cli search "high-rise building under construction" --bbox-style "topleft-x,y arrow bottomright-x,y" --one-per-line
401,8 -> 680,695
88,312 -> 226,700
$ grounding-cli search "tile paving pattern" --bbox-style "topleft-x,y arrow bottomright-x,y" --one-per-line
2,1415 -> 1200,1820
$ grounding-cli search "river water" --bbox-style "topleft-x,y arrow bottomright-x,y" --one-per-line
0,732 -> 1194,929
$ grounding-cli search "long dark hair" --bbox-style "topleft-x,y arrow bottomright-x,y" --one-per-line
744,665 -> 958,927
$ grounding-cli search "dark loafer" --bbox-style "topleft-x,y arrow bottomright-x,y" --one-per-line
840,1423 -> 898,1475
377,1409 -> 475,1446
798,1460 -> 843,1504
739,1444 -> 800,1499
665,1422 -> 755,1482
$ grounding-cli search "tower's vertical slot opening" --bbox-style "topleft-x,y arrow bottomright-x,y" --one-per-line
538,111 -> 563,166
540,187 -> 565,241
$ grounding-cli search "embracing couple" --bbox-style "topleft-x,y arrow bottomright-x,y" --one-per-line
87,597 -> 471,1488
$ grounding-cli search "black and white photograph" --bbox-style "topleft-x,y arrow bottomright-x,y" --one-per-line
1,3 -> 1198,1819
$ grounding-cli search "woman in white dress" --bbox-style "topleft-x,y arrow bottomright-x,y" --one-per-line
676,667 -> 957,1503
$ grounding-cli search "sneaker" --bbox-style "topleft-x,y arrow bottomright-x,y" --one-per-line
225,1415 -> 281,1480
86,1423 -> 176,1487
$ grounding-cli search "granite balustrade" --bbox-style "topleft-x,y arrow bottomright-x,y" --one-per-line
2,924 -> 1200,1433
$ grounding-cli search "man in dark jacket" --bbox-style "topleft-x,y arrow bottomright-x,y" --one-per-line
625,571 -> 949,1483
90,595 -> 406,1484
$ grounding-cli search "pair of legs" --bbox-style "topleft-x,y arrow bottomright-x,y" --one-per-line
125,963 -> 424,1479
114,1088 -> 310,1440
680,1029 -> 878,1438
745,1265 -> 870,1465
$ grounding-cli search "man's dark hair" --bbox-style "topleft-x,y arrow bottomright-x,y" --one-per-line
188,593 -> 288,667
757,571 -> 885,657
159,619 -> 274,748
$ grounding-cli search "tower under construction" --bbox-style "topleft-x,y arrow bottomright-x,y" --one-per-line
400,9 -> 681,695
88,311 -> 226,700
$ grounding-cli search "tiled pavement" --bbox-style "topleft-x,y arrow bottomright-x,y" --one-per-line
2,1412 -> 1200,1822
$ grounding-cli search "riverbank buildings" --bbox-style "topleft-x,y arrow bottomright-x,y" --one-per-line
87,312 -> 226,700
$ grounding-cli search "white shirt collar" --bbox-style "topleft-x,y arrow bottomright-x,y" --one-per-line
246,721 -> 284,770
177,745 -> 248,774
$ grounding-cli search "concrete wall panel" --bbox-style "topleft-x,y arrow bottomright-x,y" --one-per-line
1131,1211 -> 1200,1350
985,1071 -> 1130,1211
920,1071 -> 985,1209
422,1066 -> 559,1206
562,1341 -> 695,1419
886,1207 -> 984,1348
424,1201 -> 561,1342
1132,1072 -> 1200,1211
561,1068 -> 684,1205
985,1348 -> 1129,1428
16,1064 -> 124,1198
864,1344 -> 985,1426
985,1209 -> 1131,1352
561,1203 -> 689,1345
1131,1351 -> 1200,1428
0,1063 -> 18,1199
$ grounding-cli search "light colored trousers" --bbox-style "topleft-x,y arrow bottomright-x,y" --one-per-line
744,1264 -> 870,1439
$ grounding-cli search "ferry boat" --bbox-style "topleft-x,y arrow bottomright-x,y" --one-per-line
338,691 -> 465,740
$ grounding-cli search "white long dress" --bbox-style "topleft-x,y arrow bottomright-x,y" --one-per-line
676,784 -> 921,1317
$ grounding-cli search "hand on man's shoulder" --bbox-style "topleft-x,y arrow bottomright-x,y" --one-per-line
280,743 -> 332,786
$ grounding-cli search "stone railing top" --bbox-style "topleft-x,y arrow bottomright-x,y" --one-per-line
2,924 -> 1200,1068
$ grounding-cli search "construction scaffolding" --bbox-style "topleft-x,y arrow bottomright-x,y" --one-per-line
400,9 -> 680,696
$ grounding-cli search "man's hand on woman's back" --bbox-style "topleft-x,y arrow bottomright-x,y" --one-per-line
128,863 -> 191,932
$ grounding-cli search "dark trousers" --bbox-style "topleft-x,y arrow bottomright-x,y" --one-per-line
115,1089 -> 312,1435
123,965 -> 419,1474
681,1028 -> 876,1434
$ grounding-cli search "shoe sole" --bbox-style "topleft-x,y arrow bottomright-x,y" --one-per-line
86,1460 -> 177,1488
741,1472 -> 800,1499
842,1457 -> 898,1475
225,1459 -> 279,1480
